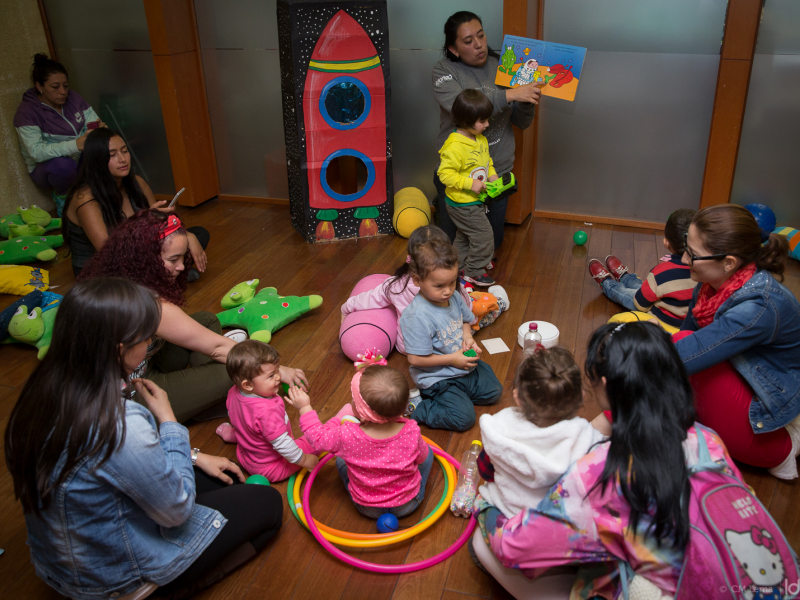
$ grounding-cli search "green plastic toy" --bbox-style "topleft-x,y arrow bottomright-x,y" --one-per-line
0,235 -> 63,265
479,172 -> 516,202
245,474 -> 271,486
217,279 -> 323,343
463,348 -> 477,357
3,304 -> 58,359
0,206 -> 62,239
573,230 -> 588,246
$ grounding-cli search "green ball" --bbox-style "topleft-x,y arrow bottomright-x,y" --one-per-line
463,349 -> 477,357
246,474 -> 271,486
573,230 -> 588,246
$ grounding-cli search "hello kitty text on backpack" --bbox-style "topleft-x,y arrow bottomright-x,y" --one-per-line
620,424 -> 799,600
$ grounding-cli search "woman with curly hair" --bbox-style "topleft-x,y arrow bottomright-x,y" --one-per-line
80,209 -> 308,423
63,127 -> 209,278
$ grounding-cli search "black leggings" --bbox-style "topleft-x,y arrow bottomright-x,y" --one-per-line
157,469 -> 283,597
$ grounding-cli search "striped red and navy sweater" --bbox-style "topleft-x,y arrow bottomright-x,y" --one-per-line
633,255 -> 696,327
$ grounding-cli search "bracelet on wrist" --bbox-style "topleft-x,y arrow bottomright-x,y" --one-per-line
191,448 -> 200,466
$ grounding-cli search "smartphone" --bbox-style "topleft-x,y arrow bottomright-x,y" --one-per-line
168,188 -> 186,208
87,121 -> 100,130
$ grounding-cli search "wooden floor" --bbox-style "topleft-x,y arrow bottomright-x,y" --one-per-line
1,200 -> 799,599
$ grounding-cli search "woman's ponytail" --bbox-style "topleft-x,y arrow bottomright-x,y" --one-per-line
757,233 -> 789,282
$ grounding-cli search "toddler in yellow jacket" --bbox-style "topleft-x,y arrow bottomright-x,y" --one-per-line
437,89 -> 498,287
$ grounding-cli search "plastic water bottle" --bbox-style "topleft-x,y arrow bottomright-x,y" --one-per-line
523,322 -> 543,357
450,440 -> 483,518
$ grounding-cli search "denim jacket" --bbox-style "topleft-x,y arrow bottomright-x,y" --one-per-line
677,270 -> 800,433
25,401 -> 226,600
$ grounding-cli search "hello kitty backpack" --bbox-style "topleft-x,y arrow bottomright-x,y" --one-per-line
620,425 -> 799,600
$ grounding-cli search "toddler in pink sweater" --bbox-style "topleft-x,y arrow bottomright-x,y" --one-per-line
287,365 -> 434,518
216,340 -> 318,482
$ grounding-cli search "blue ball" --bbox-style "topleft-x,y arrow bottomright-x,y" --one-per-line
376,513 -> 399,533
745,202 -> 776,235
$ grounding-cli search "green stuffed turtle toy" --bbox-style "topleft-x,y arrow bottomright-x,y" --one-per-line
0,235 -> 63,265
0,206 -> 62,239
217,279 -> 323,343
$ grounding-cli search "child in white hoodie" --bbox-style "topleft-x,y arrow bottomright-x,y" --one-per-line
477,346 -> 606,517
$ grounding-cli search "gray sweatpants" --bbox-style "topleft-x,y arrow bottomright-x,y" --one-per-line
447,203 -> 494,277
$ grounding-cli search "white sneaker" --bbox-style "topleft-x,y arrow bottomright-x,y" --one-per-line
223,329 -> 248,343
488,285 -> 510,311
768,414 -> 800,480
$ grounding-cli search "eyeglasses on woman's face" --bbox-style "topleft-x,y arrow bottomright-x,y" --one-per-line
682,233 -> 728,265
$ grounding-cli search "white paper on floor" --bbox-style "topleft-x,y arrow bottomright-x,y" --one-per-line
481,338 -> 510,354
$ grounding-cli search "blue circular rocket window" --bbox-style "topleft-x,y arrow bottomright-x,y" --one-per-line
320,77 -> 371,130
320,149 -> 376,202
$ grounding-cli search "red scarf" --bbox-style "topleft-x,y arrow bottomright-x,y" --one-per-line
692,263 -> 757,328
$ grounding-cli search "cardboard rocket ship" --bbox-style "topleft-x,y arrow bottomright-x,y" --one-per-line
278,1 -> 393,243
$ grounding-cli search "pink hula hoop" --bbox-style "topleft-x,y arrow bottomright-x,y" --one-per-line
301,447 -> 477,573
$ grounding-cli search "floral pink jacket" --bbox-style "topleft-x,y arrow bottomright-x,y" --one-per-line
475,426 -> 744,599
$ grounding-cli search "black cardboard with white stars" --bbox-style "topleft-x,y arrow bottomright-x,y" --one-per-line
277,0 -> 393,243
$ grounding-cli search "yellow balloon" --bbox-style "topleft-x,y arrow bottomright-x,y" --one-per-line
393,187 -> 431,238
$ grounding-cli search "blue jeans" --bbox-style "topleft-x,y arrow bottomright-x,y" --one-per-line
601,273 -> 642,311
336,447 -> 435,519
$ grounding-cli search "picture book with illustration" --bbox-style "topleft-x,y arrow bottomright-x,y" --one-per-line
495,35 -> 587,102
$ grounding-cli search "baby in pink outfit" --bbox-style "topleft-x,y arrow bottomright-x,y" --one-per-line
216,340 -> 318,482
287,365 -> 434,518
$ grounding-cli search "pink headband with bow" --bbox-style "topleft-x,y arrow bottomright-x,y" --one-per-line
351,348 -> 391,424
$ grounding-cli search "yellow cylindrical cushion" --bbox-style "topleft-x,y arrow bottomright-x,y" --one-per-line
393,187 -> 431,238
607,311 -> 680,335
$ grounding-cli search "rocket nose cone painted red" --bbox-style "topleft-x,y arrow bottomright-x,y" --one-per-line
312,10 -> 378,61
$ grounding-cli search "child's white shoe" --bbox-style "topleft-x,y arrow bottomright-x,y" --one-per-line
488,285 -> 510,311
223,329 -> 248,343
768,414 -> 800,480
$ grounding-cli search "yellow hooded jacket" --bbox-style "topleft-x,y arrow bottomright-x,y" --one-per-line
437,131 -> 497,206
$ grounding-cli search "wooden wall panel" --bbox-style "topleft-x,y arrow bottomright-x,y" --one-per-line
502,0 -> 541,224
699,0 -> 763,208
144,0 -> 219,206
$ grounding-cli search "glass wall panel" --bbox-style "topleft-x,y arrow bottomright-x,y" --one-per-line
732,1 -> 800,225
536,0 -> 727,222
195,0 -> 502,200
42,0 -> 174,193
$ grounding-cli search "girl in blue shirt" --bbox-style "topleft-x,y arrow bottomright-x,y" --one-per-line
399,234 -> 502,431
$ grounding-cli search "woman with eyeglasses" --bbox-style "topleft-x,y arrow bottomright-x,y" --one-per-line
674,203 -> 800,479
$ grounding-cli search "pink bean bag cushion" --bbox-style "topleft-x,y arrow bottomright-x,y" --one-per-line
339,273 -> 397,362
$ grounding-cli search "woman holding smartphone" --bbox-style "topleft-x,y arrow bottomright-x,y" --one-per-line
63,127 -> 209,278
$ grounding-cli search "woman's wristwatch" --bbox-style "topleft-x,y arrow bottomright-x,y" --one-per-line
191,448 -> 200,466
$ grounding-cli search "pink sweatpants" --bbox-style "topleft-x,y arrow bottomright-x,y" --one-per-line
673,331 -> 791,468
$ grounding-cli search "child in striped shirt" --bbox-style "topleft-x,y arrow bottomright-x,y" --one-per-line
588,209 -> 697,331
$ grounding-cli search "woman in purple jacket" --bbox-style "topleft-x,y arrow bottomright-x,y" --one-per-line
13,53 -> 102,216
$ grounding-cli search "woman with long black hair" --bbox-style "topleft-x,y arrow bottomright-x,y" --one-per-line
63,127 -> 209,278
470,322 -> 746,599
4,277 -> 283,599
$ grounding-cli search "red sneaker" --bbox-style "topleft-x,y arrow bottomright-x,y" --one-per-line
604,255 -> 629,281
588,259 -> 612,287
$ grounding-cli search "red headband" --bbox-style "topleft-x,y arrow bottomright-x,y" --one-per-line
158,214 -> 182,239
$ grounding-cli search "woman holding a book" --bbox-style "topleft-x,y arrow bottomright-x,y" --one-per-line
431,11 -> 541,256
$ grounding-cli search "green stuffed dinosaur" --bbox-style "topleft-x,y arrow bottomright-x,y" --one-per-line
217,279 -> 322,343
4,304 -> 58,359
0,235 -> 63,265
0,206 -> 62,239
